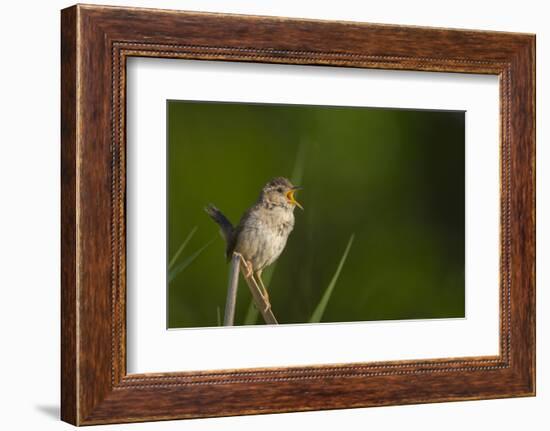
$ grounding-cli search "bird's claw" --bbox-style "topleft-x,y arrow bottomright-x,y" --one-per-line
235,252 -> 271,313
235,253 -> 253,278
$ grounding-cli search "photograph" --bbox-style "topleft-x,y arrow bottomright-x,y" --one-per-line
167,100 -> 466,328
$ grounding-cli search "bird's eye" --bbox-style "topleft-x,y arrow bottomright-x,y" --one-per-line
277,187 -> 283,193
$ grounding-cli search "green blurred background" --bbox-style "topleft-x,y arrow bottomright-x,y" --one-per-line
167,100 -> 465,328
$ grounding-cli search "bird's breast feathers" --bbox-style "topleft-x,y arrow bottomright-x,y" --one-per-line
258,206 -> 295,234
234,206 -> 295,269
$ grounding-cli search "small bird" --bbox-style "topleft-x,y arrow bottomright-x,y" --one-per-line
205,177 -> 303,309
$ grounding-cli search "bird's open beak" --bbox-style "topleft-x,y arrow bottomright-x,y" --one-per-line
286,187 -> 303,210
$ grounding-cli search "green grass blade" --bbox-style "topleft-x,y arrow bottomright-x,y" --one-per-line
168,226 -> 198,270
243,300 -> 259,325
168,238 -> 215,283
291,137 -> 308,186
309,233 -> 355,323
216,306 -> 221,326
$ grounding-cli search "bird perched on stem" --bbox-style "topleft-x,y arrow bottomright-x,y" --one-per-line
205,177 -> 303,310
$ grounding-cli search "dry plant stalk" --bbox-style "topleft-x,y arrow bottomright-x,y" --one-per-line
223,252 -> 278,325
223,253 -> 241,325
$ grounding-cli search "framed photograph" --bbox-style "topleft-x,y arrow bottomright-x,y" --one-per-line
61,4 -> 535,425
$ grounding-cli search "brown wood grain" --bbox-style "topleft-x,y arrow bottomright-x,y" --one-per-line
60,5 -> 77,425
61,4 -> 535,425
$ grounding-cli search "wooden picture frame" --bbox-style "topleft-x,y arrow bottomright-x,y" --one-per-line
61,4 -> 535,425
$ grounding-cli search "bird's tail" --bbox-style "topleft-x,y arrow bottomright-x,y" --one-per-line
204,204 -> 234,244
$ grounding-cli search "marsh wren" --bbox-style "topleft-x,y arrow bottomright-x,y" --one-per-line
206,177 -> 303,309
